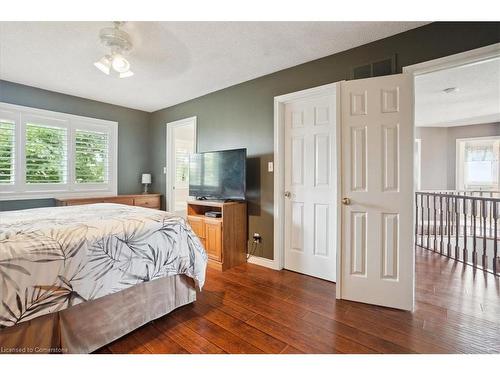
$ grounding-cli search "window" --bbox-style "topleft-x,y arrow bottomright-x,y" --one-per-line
457,137 -> 500,191
0,103 -> 117,199
75,129 -> 109,184
0,119 -> 15,185
25,123 -> 68,184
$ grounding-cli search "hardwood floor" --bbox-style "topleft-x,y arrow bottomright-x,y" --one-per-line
95,247 -> 500,354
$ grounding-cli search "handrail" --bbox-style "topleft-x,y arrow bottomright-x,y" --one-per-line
417,192 -> 500,203
415,191 -> 499,276
420,190 -> 500,193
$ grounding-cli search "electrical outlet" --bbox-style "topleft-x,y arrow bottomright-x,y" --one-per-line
252,233 -> 262,243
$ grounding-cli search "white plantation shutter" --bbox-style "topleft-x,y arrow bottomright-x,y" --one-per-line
0,102 -> 117,198
25,123 -> 68,184
175,147 -> 189,184
0,120 -> 15,184
75,129 -> 109,184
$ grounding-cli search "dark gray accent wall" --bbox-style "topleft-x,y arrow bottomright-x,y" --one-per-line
0,80 -> 151,211
2,23 -> 499,256
149,22 -> 500,260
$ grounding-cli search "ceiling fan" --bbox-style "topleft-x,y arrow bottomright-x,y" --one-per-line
94,22 -> 134,78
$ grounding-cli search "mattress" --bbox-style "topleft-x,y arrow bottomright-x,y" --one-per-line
0,203 -> 207,329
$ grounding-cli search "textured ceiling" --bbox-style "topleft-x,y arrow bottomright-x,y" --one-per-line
415,57 -> 500,127
0,21 -> 426,112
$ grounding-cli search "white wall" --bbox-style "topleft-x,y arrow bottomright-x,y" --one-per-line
415,122 -> 500,190
415,127 -> 448,190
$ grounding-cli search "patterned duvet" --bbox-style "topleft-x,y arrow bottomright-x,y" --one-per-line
0,203 -> 207,329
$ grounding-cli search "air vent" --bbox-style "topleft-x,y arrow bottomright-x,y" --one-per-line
351,54 -> 397,80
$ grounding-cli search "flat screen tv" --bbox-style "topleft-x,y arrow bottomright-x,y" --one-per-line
189,148 -> 246,200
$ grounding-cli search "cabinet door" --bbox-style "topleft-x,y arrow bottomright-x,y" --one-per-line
205,220 -> 222,261
134,196 -> 161,209
66,199 -> 105,206
106,197 -> 135,206
187,216 -> 205,239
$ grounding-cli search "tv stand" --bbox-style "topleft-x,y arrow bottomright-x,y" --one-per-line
195,197 -> 239,203
187,200 -> 247,271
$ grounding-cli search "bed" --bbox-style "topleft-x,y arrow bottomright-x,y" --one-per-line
0,203 -> 207,353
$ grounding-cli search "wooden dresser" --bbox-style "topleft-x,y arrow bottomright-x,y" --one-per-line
187,200 -> 247,271
55,194 -> 161,209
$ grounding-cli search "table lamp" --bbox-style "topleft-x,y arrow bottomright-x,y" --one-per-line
142,173 -> 151,194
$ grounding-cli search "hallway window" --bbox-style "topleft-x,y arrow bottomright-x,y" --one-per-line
457,137 -> 500,191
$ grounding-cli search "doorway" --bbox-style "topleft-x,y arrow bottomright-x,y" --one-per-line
405,43 -> 500,275
166,116 -> 197,216
274,75 -> 415,311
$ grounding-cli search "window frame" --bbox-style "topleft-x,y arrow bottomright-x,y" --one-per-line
0,110 -> 18,187
72,119 -> 114,190
456,135 -> 500,191
0,102 -> 118,200
23,114 -> 70,190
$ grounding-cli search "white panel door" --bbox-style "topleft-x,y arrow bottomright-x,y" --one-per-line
284,90 -> 337,282
340,74 -> 414,310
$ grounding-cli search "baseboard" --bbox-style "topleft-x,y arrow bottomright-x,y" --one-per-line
247,255 -> 280,270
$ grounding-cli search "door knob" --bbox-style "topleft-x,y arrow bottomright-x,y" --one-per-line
284,191 -> 292,198
342,197 -> 351,205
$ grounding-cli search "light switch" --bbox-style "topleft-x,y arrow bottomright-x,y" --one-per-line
268,162 -> 274,172
163,167 -> 167,174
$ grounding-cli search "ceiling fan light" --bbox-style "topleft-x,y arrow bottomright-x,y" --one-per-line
95,23 -> 135,78
111,54 -> 130,73
119,70 -> 134,78
94,57 -> 111,75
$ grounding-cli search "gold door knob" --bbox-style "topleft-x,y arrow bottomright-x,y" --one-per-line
342,197 -> 351,205
284,191 -> 292,198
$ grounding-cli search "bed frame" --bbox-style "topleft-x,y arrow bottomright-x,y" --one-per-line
0,275 -> 196,354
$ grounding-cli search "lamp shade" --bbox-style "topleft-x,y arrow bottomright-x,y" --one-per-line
141,173 -> 152,184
